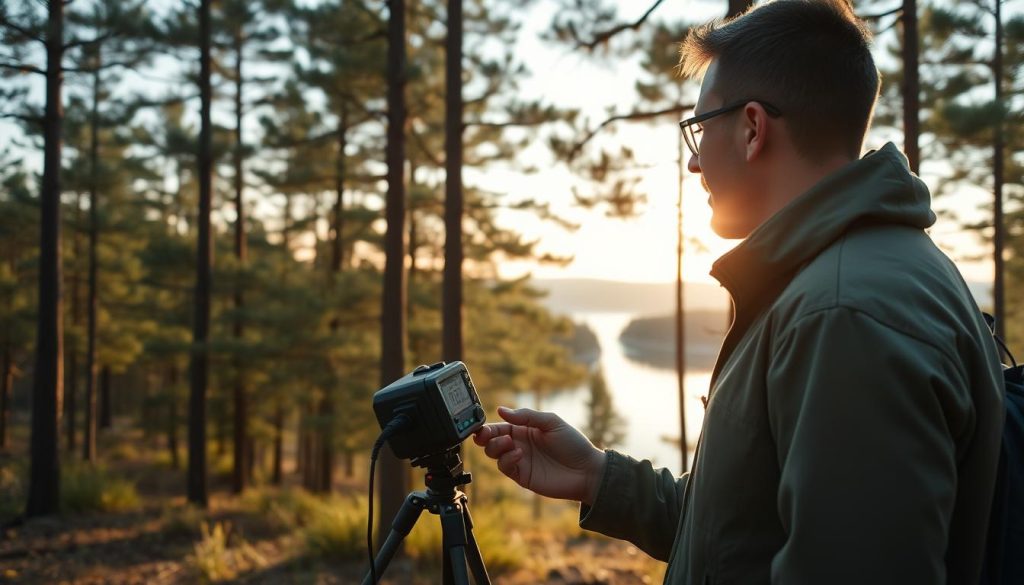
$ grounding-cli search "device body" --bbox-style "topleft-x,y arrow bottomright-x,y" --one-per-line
372,361 -> 486,461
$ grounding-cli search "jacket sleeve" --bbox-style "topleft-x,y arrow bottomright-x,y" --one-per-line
766,306 -> 968,584
578,449 -> 687,561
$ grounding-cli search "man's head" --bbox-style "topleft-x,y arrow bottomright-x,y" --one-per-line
678,0 -> 880,238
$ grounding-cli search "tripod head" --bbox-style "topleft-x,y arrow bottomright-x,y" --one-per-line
413,447 -> 472,496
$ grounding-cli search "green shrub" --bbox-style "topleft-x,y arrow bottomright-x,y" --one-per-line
60,464 -> 140,514
161,503 -> 206,538
108,441 -> 141,462
302,500 -> 366,560
188,521 -> 266,583
403,501 -> 528,575
190,521 -> 234,582
241,487 -> 323,530
0,463 -> 24,521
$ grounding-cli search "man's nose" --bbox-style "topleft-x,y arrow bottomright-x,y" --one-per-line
687,153 -> 701,174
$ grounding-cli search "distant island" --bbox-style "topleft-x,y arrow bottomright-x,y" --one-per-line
559,321 -> 601,366
619,311 -> 727,371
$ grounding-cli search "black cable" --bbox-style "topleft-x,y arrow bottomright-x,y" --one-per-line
367,414 -> 412,585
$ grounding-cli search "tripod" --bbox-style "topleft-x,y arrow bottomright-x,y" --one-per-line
362,449 -> 491,585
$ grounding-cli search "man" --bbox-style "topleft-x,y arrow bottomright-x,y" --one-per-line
472,1 -> 1005,583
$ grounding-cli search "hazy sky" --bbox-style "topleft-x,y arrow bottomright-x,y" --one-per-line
492,0 -> 995,286
0,0 -> 999,288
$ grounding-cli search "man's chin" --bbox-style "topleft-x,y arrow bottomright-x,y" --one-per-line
710,216 -> 751,240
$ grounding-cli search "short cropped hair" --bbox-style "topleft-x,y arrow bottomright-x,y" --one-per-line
679,0 -> 880,160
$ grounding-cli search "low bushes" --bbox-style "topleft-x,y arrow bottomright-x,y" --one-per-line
60,463 -> 140,513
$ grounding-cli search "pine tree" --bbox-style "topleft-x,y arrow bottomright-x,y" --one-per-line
0,0 -> 67,518
919,1 -> 1022,342
0,152 -> 37,452
379,0 -> 409,542
188,0 -> 214,508
583,367 -> 626,450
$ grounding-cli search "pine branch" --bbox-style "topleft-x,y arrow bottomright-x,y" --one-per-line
63,60 -> 138,74
0,61 -> 44,75
567,103 -> 693,161
63,30 -> 117,50
0,111 -> 42,124
410,126 -> 443,167
0,17 -> 44,45
466,119 -> 549,129
571,0 -> 667,51
858,6 -> 902,21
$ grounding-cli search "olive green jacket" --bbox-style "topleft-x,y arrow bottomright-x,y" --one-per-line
580,144 -> 1005,584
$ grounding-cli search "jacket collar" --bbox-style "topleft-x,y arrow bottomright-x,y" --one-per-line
710,143 -> 936,310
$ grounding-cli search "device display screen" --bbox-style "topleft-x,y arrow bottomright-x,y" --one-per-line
438,373 -> 473,415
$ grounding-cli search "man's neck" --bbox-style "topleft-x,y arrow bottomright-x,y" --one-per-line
765,152 -> 854,216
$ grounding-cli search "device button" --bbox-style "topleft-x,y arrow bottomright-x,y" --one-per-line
412,361 -> 446,375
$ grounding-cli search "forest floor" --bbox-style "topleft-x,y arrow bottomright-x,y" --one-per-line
0,422 -> 667,584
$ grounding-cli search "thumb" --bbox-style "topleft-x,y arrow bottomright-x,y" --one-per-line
498,406 -> 563,432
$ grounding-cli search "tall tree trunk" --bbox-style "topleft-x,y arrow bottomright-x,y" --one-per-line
271,400 -> 283,484
232,29 -> 249,495
66,192 -> 83,453
99,366 -> 111,429
901,0 -> 920,174
65,344 -> 76,452
315,393 -> 333,493
188,0 -> 214,508
344,450 -> 354,478
333,106 -> 347,272
379,0 -> 409,547
317,112 -> 349,495
443,0 -> 464,364
993,0 -> 1005,338
675,126 -> 688,473
168,365 -> 180,469
83,46 -> 102,463
27,0 -> 65,518
407,159 -> 418,301
1,348 -> 11,451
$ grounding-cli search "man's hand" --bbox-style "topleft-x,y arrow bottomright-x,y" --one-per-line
472,406 -> 607,505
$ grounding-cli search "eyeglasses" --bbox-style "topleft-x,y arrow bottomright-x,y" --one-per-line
679,99 -> 782,158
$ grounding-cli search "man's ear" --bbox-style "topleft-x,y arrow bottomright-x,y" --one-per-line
741,102 -> 769,162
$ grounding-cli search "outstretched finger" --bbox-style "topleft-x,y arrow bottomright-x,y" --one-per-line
498,406 -> 563,432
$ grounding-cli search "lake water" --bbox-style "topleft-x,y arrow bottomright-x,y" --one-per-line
516,311 -> 715,478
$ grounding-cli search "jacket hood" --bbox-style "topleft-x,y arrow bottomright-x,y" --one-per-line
710,142 -> 935,309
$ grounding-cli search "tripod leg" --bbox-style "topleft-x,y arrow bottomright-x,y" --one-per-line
439,500 -> 472,585
460,497 -> 492,585
362,492 -> 427,585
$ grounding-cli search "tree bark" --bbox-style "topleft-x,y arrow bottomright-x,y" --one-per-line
66,193 -> 82,453
344,450 -> 354,478
901,0 -> 920,174
99,366 -> 111,429
231,27 -> 249,496
187,0 -> 214,508
1,349 -> 11,451
271,401 -> 283,484
168,365 -> 179,469
993,0 -> 1005,338
675,127 -> 688,473
315,394 -> 333,493
83,46 -> 102,462
332,107 -> 347,273
27,0 -> 65,518
443,0 -> 464,364
379,0 -> 409,547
